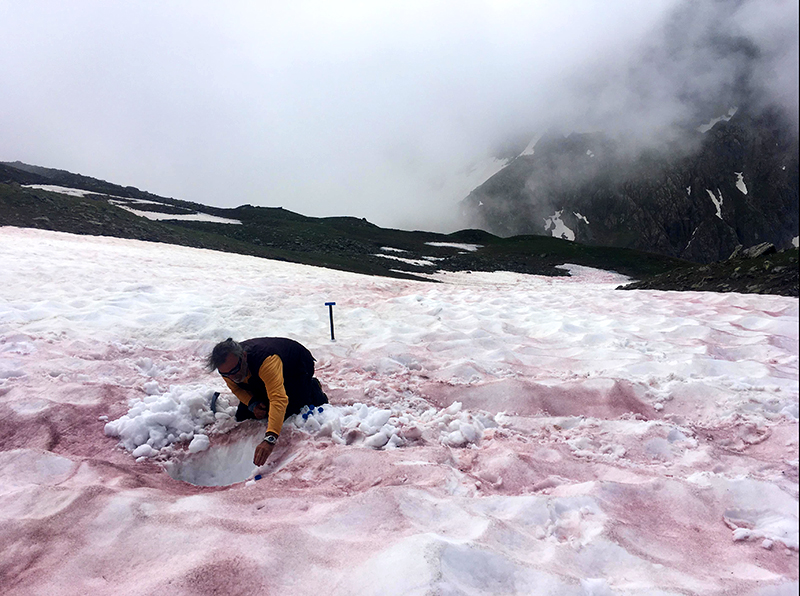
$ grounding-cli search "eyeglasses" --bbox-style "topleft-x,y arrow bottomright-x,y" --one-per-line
219,357 -> 244,378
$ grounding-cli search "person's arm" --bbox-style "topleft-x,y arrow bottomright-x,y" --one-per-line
224,377 -> 253,406
252,355 -> 289,466
258,355 -> 290,436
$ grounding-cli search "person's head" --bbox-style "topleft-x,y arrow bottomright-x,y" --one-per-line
206,338 -> 248,383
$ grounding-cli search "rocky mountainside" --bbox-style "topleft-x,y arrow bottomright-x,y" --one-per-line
461,107 -> 798,264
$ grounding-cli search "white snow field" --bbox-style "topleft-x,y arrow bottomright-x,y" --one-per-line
0,227 -> 797,596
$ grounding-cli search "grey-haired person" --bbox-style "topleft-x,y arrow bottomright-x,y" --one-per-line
207,337 -> 328,466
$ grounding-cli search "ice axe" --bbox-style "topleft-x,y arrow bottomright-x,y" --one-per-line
210,391 -> 220,413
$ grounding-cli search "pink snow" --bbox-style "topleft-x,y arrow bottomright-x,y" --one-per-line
0,227 -> 797,595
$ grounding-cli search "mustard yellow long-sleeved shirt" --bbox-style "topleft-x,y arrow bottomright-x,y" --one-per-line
224,355 -> 289,436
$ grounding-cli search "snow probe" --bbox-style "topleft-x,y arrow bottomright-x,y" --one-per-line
325,301 -> 336,341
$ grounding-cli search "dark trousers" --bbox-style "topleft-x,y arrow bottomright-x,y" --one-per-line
235,376 -> 328,422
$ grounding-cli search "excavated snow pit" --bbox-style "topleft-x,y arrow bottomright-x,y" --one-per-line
104,385 -> 497,488
163,428 -> 265,487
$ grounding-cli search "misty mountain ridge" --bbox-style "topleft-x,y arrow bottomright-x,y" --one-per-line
461,104 -> 798,264
459,0 -> 798,263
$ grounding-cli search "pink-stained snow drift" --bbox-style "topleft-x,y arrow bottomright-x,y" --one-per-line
0,227 -> 797,595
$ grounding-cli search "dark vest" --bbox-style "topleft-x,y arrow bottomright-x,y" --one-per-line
234,337 -> 315,403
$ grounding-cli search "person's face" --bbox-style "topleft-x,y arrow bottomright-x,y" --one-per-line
218,353 -> 248,383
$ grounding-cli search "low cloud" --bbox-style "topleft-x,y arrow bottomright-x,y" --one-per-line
0,0 -> 796,232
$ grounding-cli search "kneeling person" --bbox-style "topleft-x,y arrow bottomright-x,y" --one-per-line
207,337 -> 328,466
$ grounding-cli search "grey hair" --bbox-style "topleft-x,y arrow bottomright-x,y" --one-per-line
206,338 -> 244,372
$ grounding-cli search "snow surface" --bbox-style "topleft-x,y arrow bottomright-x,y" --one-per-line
0,227 -> 798,595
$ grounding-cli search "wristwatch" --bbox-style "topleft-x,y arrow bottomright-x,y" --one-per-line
264,432 -> 278,445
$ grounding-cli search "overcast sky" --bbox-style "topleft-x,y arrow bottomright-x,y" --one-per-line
1,1 -> 797,231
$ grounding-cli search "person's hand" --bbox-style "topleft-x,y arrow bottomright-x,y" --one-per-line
253,403 -> 267,419
253,440 -> 274,466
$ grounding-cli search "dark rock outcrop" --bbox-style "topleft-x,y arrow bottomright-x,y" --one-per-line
620,247 -> 798,297
461,108 -> 798,264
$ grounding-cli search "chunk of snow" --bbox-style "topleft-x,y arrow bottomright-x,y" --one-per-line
132,444 -> 156,458
188,434 -> 210,453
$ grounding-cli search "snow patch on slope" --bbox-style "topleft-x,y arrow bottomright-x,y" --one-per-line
706,189 -> 724,219
519,133 -> 542,156
374,254 -> 440,267
544,210 -> 576,241
735,172 -> 748,195
698,107 -> 738,133
23,184 -> 127,199
425,242 -> 482,252
110,202 -> 242,225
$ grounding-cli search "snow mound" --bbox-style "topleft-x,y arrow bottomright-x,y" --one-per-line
104,384 -> 222,458
292,401 -> 497,450
104,380 -> 499,486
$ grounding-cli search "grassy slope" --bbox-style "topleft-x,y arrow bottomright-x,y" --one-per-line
8,162 -> 794,296
1,181 -> 689,283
